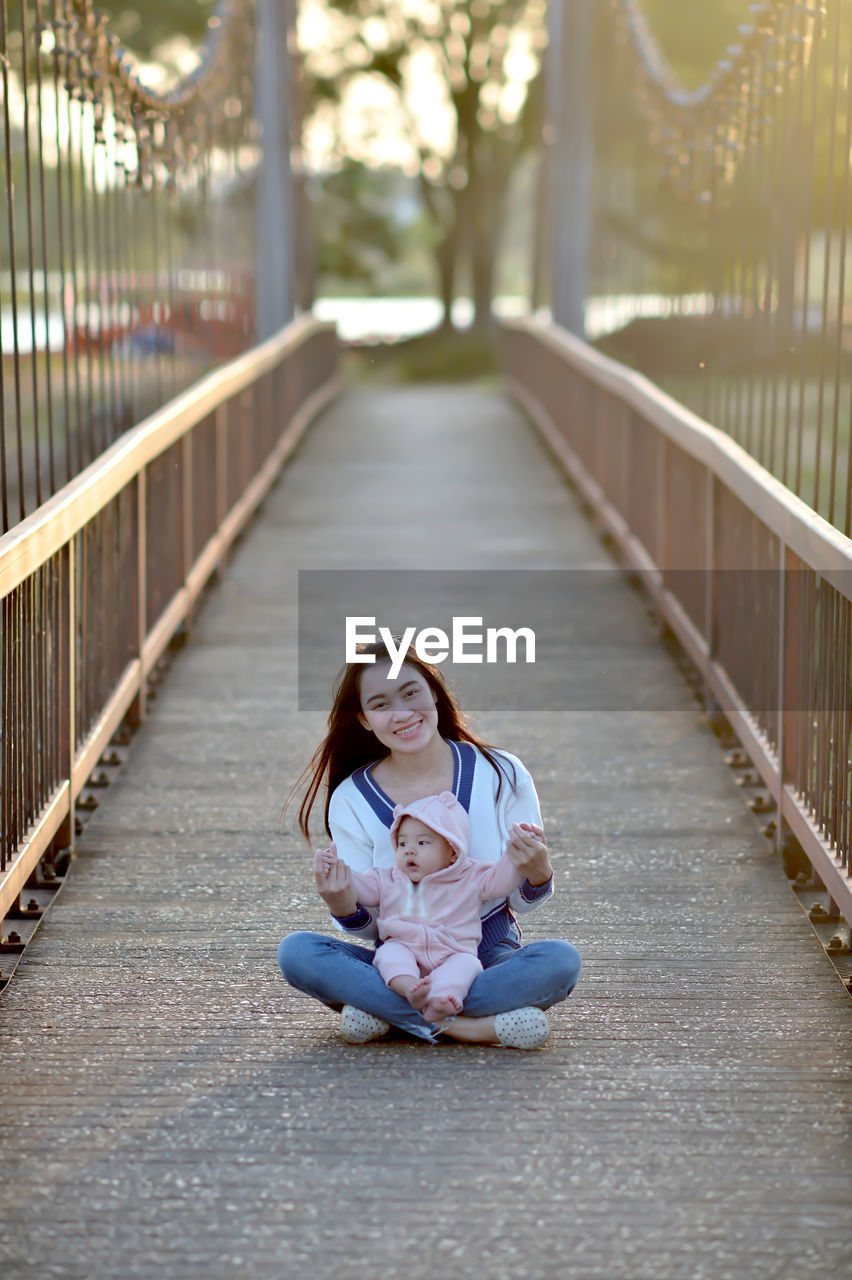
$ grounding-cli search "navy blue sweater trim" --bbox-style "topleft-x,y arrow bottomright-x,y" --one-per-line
451,741 -> 476,812
352,764 -> 395,828
519,875 -> 553,903
479,904 -> 518,953
356,740 -> 477,823
333,904 -> 372,930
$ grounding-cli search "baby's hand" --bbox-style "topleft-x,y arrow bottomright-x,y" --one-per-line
314,844 -> 339,880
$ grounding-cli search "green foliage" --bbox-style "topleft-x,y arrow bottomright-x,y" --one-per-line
347,326 -> 501,383
311,163 -> 414,289
95,0 -> 216,61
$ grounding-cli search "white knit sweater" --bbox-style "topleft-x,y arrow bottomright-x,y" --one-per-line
327,742 -> 554,943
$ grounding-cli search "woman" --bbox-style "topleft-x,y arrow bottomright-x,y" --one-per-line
278,639 -> 581,1047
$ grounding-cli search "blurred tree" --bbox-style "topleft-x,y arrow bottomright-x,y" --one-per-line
310,162 -> 414,288
94,0 -> 216,61
299,0 -> 548,331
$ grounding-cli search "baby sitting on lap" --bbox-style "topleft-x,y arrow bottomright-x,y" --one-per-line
315,791 -> 541,1026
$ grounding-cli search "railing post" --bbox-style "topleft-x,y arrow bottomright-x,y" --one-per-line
182,432 -> 193,583
776,541 -> 787,853
67,538 -> 76,851
254,0 -> 295,338
129,470 -> 147,727
216,402 -> 228,525
548,0 -> 593,337
704,469 -> 716,708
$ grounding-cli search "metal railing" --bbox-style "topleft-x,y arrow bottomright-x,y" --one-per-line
0,314 -> 339,923
579,1 -> 852,536
504,316 -> 852,928
0,0 -> 261,532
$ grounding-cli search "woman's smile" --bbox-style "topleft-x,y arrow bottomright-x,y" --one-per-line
394,719 -> 423,739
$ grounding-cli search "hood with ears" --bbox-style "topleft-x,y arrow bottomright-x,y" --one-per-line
389,791 -> 470,862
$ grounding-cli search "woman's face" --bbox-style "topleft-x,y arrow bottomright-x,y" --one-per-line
357,660 -> 439,755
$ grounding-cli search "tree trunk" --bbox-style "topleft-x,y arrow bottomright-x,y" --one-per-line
419,176 -> 459,329
468,167 -> 505,332
470,215 -> 498,330
436,231 -> 456,330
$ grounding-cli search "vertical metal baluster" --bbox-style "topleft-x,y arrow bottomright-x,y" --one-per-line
778,5 -> 808,489
84,69 -> 109,453
148,179 -> 164,403
20,0 -> 44,508
811,0 -> 843,516
813,581 -> 823,839
124,123 -> 142,424
805,569 -> 816,809
111,110 -> 132,435
0,276 -> 8,533
720,71 -> 747,444
46,556 -> 55,800
1,594 -> 9,867
793,1 -> 823,498
839,596 -> 844,870
100,67 -> 123,444
58,0 -> 82,480
825,2 -> 852,528
2,0 -> 28,522
162,124 -> 178,402
74,67 -> 96,462
14,579 -> 23,857
744,36 -> 768,460
756,29 -> 783,474
32,0 -> 58,495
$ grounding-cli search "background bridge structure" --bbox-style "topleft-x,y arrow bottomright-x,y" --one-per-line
0,2 -> 851,1276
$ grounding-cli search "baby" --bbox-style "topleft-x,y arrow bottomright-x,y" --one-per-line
315,791 -> 545,1025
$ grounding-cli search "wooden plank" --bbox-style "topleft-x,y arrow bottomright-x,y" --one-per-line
2,385 -> 849,1279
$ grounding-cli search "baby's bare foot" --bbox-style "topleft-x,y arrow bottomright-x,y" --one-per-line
423,994 -> 462,1024
407,977 -> 432,1011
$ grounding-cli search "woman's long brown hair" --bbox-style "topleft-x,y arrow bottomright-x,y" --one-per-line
285,639 -> 516,844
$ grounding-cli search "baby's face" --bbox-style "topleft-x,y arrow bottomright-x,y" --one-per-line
395,816 -> 456,883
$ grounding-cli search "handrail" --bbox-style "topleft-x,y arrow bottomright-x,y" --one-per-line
0,316 -> 324,596
521,320 -> 852,594
503,315 -> 852,928
0,315 -> 339,925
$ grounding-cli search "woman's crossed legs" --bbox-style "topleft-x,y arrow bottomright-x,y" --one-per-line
277,931 -> 581,1044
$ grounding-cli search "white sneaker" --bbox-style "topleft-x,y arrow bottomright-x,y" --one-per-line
339,1005 -> 390,1044
494,1007 -> 549,1049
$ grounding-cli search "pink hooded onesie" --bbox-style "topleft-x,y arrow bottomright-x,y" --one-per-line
347,791 -> 525,1009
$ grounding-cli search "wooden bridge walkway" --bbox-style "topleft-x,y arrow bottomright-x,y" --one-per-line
1,384 -> 850,1279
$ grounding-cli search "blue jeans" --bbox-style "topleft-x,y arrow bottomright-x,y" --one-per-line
277,928 -> 581,1043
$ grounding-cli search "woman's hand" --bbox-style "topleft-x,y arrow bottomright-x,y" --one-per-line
505,822 -> 552,886
313,843 -> 358,917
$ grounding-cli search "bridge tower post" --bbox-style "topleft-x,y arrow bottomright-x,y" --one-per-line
254,0 -> 296,338
546,0 -> 593,338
